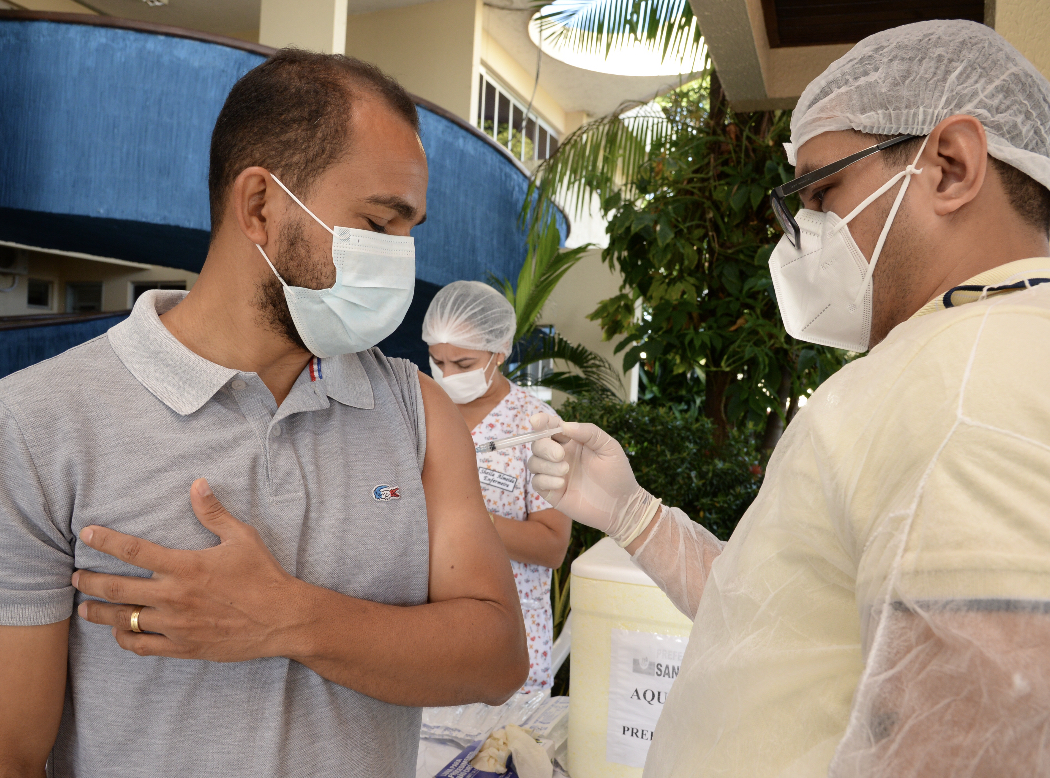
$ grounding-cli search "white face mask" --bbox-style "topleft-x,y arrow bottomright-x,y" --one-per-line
768,136 -> 929,352
255,174 -> 415,358
429,354 -> 496,404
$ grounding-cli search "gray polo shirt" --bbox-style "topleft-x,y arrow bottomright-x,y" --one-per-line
0,291 -> 430,776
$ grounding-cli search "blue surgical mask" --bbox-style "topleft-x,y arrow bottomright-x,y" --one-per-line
255,174 -> 416,358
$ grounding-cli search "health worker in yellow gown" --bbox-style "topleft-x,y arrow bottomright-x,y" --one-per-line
529,19 -> 1050,778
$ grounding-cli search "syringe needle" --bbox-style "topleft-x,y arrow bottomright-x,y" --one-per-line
475,426 -> 563,454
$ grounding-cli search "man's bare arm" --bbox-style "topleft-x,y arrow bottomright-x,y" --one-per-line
0,621 -> 69,777
73,374 -> 528,707
492,508 -> 571,569
281,374 -> 528,704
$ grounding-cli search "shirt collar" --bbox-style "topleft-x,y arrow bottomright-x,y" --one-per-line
312,353 -> 375,410
109,290 -> 374,415
109,291 -> 238,416
910,257 -> 1050,319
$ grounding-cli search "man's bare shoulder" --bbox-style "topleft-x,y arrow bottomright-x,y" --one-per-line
417,370 -> 473,443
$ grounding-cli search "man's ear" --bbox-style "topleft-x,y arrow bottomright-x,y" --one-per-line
926,115 -> 988,217
230,167 -> 278,247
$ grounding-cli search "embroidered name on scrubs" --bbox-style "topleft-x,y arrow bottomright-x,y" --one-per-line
478,467 -> 518,493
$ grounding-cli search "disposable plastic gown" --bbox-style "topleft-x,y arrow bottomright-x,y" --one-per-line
636,273 -> 1050,777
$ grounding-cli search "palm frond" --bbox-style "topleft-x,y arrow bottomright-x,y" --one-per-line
533,0 -> 703,65
521,101 -> 676,236
491,219 -> 591,343
506,331 -> 625,398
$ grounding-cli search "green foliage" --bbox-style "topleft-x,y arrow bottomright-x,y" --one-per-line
635,359 -> 705,407
505,331 -> 624,398
586,73 -> 850,438
550,565 -> 571,642
490,221 -> 624,398
490,219 -> 591,345
522,101 -> 676,241
484,121 -> 535,161
560,393 -> 762,540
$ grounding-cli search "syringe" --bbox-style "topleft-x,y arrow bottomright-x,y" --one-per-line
475,426 -> 563,454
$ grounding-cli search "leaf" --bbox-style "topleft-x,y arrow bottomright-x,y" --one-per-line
521,99 -> 684,240
755,243 -> 776,265
729,185 -> 748,212
633,211 -> 656,232
489,220 -> 591,345
505,330 -> 625,398
533,0 -> 705,66
749,184 -> 765,209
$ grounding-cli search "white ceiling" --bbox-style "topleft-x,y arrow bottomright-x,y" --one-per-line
73,0 -> 694,116
483,2 -> 699,117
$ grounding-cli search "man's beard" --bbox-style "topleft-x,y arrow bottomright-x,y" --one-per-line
254,216 -> 333,352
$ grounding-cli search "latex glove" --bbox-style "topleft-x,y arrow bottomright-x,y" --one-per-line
528,412 -> 660,547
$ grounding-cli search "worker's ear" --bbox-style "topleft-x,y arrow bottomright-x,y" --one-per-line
229,166 -> 282,248
925,115 -> 988,218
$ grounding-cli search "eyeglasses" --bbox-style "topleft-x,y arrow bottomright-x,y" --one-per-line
770,135 -> 922,248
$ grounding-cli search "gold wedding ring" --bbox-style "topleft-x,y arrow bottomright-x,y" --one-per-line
129,605 -> 145,633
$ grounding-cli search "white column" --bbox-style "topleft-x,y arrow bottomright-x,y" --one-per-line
259,0 -> 349,55
345,0 -> 481,122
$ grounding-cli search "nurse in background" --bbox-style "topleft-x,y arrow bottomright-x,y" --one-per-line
423,280 -> 571,691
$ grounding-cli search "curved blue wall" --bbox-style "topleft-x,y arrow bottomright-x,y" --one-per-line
0,16 -> 551,287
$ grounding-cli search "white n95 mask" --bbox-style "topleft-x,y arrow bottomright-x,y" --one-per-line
255,173 -> 415,358
430,354 -> 496,404
769,136 -> 929,352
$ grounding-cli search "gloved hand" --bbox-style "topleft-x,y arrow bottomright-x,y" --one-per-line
528,413 -> 661,547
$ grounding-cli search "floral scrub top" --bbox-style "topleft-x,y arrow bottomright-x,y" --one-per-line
472,383 -> 560,691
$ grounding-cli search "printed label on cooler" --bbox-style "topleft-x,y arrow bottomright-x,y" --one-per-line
606,628 -> 688,768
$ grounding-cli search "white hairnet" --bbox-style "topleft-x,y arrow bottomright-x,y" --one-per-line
787,20 -> 1050,192
421,280 -> 517,355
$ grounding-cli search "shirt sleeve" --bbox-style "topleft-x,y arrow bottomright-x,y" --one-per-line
0,401 -> 75,626
831,305 -> 1050,776
852,307 -> 1050,630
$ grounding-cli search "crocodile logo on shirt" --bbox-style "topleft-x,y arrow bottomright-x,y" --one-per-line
373,485 -> 401,501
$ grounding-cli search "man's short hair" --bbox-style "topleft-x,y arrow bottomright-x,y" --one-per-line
874,134 -> 1050,237
208,49 -> 419,238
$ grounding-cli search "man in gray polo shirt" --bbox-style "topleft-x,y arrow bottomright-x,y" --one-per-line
0,50 -> 528,775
